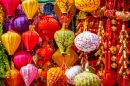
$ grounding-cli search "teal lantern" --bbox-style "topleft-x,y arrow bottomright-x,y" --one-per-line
74,71 -> 101,86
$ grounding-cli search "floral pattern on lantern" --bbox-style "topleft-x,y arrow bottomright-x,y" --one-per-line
74,31 -> 100,53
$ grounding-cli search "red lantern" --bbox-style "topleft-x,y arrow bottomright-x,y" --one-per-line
37,16 -> 60,40
37,44 -> 54,60
13,51 -> 32,70
0,0 -> 20,16
22,26 -> 39,51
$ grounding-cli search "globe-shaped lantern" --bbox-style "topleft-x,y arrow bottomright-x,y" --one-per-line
74,31 -> 100,53
37,16 -> 60,40
74,0 -> 100,12
65,65 -> 83,85
47,67 -> 67,86
74,71 -> 101,86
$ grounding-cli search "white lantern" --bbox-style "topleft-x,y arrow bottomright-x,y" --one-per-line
65,65 -> 83,85
74,31 -> 100,52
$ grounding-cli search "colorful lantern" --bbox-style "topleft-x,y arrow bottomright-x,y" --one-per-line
52,48 -> 78,67
1,31 -> 21,55
37,44 -> 54,60
74,71 -> 101,86
0,0 -> 20,16
54,23 -> 75,55
37,16 -> 60,40
22,25 -> 39,51
13,51 -> 32,70
74,31 -> 100,53
16,4 -> 25,15
65,65 -> 83,85
22,0 -> 39,20
13,15 -> 30,33
0,5 -> 5,23
37,0 -> 55,3
74,0 -> 100,12
4,62 -> 22,86
20,64 -> 38,86
56,0 -> 73,13
47,67 -> 67,86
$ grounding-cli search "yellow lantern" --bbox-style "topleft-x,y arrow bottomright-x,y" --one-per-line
22,0 -> 39,20
75,0 -> 100,12
52,48 -> 78,68
1,31 -> 21,55
56,0 -> 74,13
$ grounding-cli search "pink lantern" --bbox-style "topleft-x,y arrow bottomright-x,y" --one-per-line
74,31 -> 100,52
20,64 -> 38,86
13,51 -> 32,70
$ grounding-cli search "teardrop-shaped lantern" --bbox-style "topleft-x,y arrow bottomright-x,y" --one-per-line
37,16 -> 60,40
20,64 -> 38,86
13,51 -> 32,70
47,67 -> 67,86
1,31 -> 21,55
13,15 -> 29,33
74,0 -> 100,12
4,68 -> 22,86
65,65 -> 83,85
0,0 -> 20,16
22,25 -> 39,51
56,0 -> 73,13
22,0 -> 39,20
52,48 -> 78,67
74,71 -> 101,86
54,23 -> 74,55
74,31 -> 100,53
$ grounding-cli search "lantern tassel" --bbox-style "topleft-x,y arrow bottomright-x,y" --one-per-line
60,55 -> 67,72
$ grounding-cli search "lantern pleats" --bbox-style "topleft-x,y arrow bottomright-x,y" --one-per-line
1,31 -> 21,55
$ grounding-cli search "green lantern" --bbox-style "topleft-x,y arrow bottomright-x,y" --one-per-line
74,71 -> 100,86
54,23 -> 74,55
37,0 -> 55,3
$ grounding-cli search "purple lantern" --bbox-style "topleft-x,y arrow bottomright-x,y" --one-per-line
20,64 -> 38,86
16,4 -> 25,15
13,15 -> 29,33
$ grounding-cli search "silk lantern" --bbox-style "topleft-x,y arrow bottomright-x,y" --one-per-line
13,15 -> 30,33
75,0 -> 100,12
54,23 -> 75,55
74,31 -> 100,53
22,0 -> 39,20
4,62 -> 22,86
56,0 -> 73,13
37,16 -> 60,40
1,31 -> 21,55
52,48 -> 78,68
37,0 -> 55,3
20,64 -> 38,86
0,5 -> 5,23
37,44 -> 54,60
65,65 -> 83,85
22,25 -> 39,51
13,51 -> 32,70
0,0 -> 20,17
16,4 -> 25,15
74,71 -> 101,86
47,67 -> 67,86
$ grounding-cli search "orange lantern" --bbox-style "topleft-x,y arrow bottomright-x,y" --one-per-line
47,67 -> 67,86
52,48 -> 78,68
1,31 -> 21,55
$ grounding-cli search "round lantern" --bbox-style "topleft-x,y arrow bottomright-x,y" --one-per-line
22,25 -> 39,51
37,16 -> 60,40
13,51 -> 32,70
1,31 -> 21,55
52,48 -> 78,68
74,31 -> 100,53
37,44 -> 54,60
65,65 -> 83,85
4,68 -> 22,86
0,0 -> 20,16
20,64 -> 38,86
74,71 -> 101,86
13,15 -> 29,33
74,0 -> 100,12
22,0 -> 39,20
47,67 -> 67,86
